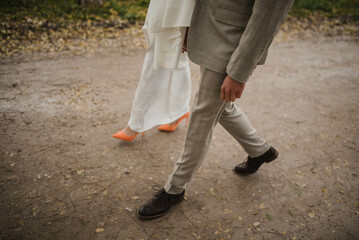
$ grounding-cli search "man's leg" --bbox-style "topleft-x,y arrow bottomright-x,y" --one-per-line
138,68 -> 277,218
164,67 -> 229,194
219,103 -> 278,175
219,103 -> 270,158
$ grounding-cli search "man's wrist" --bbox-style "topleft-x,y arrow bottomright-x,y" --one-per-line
226,68 -> 250,84
227,74 -> 246,85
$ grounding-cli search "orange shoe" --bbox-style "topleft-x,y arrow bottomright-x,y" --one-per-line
112,130 -> 144,141
158,112 -> 190,132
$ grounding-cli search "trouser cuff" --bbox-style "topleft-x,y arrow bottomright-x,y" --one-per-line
164,182 -> 185,195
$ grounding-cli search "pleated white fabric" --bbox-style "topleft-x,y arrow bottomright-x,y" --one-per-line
142,0 -> 195,68
127,33 -> 191,132
127,0 -> 194,132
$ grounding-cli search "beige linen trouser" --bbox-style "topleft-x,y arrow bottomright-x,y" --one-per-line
164,67 -> 270,194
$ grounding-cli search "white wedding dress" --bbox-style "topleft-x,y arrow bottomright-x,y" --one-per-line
127,0 -> 195,132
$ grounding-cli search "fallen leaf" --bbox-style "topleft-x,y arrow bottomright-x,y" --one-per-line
95,228 -> 104,233
224,208 -> 232,213
288,210 -> 294,217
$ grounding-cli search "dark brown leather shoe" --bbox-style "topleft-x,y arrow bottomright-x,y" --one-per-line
234,146 -> 279,175
137,185 -> 185,219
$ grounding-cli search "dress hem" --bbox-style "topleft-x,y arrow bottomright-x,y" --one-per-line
128,107 -> 190,133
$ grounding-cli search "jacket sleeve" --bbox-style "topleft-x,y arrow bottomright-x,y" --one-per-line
226,0 -> 294,83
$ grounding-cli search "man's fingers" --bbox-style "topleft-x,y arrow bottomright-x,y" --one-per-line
230,94 -> 237,102
222,89 -> 242,102
220,75 -> 246,102
225,90 -> 231,102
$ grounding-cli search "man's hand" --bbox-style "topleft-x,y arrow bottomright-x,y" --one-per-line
182,27 -> 189,53
220,75 -> 246,102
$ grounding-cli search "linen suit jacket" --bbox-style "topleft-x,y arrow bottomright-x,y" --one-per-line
187,0 -> 294,83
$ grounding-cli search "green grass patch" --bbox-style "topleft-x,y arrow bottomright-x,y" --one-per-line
0,0 -> 358,21
0,0 -> 150,21
291,0 -> 359,20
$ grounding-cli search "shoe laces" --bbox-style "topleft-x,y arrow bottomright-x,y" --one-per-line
152,184 -> 164,192
242,156 -> 250,164
150,184 -> 168,204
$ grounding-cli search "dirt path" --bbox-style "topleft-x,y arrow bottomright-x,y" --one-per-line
1,37 -> 359,240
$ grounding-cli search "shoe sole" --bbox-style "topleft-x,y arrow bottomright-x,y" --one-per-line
158,129 -> 176,132
136,195 -> 185,219
234,149 -> 279,175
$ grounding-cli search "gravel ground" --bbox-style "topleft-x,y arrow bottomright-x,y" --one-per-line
0,35 -> 359,240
